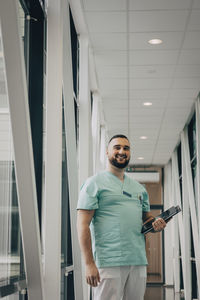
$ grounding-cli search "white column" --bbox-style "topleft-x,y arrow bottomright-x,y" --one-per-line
91,92 -> 101,173
0,1 -> 44,299
164,162 -> 174,286
171,159 -> 180,293
79,35 -> 93,186
172,151 -> 189,299
181,133 -> 192,299
78,35 -> 93,300
43,0 -> 63,299
100,125 -> 107,170
62,1 -> 83,299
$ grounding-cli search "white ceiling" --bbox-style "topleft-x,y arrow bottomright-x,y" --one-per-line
81,0 -> 200,165
0,1 -> 200,166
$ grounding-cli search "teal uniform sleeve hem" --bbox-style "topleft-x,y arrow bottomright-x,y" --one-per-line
77,204 -> 98,210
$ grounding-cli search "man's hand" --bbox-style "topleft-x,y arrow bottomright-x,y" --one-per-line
152,217 -> 166,232
86,262 -> 101,287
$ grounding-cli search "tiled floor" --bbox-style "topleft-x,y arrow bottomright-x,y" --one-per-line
144,286 -> 184,300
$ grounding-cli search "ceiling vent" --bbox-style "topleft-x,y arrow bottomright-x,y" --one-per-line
125,171 -> 160,183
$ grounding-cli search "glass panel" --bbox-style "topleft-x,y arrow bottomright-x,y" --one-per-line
61,270 -> 75,300
180,257 -> 184,291
0,25 -> 25,285
188,114 -> 196,160
70,8 -> 79,99
61,104 -> 74,299
69,7 -> 79,144
192,260 -> 197,299
192,158 -> 197,209
177,143 -> 182,177
61,106 -> 73,266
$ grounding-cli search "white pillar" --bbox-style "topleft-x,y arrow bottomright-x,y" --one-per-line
91,92 -> 101,173
0,1 -> 44,299
43,0 -> 63,299
171,159 -> 180,293
100,125 -> 107,171
164,162 -> 174,286
172,151 -> 189,299
78,35 -> 93,184
181,133 -> 192,299
78,35 -> 93,300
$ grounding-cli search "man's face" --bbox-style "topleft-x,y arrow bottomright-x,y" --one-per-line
107,138 -> 131,169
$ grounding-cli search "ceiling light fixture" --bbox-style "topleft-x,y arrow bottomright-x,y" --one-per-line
143,102 -> 152,106
148,38 -> 163,45
140,136 -> 147,140
137,157 -> 144,160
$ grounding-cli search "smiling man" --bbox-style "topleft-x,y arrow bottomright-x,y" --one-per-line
77,134 -> 166,300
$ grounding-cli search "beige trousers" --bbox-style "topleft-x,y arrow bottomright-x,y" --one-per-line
92,265 -> 147,300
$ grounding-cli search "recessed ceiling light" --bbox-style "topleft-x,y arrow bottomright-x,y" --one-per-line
140,136 -> 147,140
143,102 -> 152,106
148,38 -> 163,45
137,157 -> 144,160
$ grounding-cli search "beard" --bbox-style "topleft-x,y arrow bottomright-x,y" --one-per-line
109,155 -> 130,169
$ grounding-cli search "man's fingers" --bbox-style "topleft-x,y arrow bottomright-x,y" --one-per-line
90,276 -> 97,287
86,277 -> 91,285
86,275 -> 100,287
153,218 -> 166,231
86,276 -> 93,286
85,264 -> 101,286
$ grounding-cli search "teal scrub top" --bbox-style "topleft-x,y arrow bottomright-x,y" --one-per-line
77,171 -> 150,268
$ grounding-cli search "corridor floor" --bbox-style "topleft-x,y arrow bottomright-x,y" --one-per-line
144,286 -> 184,300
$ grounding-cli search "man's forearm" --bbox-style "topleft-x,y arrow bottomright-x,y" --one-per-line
77,211 -> 100,286
77,223 -> 95,265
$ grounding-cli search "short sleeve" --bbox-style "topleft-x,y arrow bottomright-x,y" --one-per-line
142,189 -> 150,212
77,178 -> 99,210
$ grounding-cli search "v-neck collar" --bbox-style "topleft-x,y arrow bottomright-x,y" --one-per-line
106,170 -> 126,185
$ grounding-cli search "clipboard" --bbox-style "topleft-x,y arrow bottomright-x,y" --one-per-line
141,205 -> 181,234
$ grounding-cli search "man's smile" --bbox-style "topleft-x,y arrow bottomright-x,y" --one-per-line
115,154 -> 127,160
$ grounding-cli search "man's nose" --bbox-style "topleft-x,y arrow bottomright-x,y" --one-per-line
119,148 -> 125,154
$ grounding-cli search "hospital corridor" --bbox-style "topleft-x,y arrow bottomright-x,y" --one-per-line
0,0 -> 200,299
